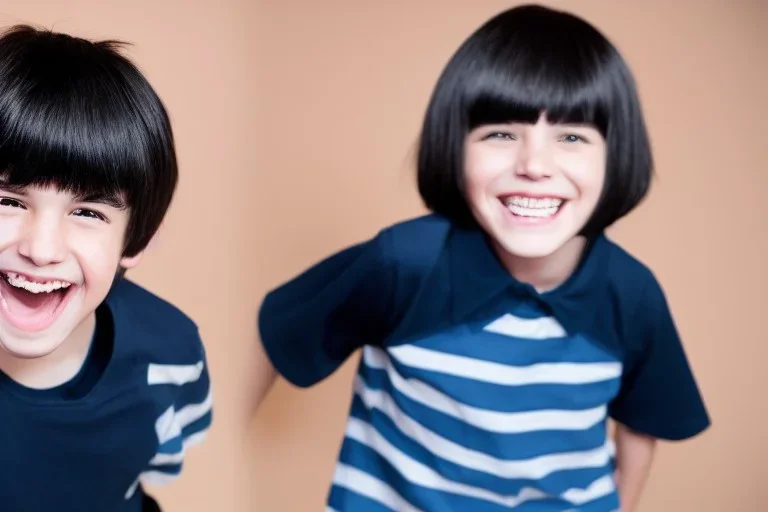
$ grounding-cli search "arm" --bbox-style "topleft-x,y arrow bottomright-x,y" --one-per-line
608,276 -> 709,508
253,336 -> 278,410
614,423 -> 656,512
256,229 -> 397,392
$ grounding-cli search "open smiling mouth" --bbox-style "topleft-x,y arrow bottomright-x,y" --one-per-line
0,272 -> 77,332
501,195 -> 565,220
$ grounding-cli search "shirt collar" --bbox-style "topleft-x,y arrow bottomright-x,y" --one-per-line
448,223 -> 609,335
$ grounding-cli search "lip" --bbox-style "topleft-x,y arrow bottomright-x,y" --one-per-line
498,192 -> 568,200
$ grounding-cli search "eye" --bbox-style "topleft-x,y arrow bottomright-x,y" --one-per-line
71,208 -> 107,221
0,197 -> 25,209
483,131 -> 517,141
560,134 -> 588,144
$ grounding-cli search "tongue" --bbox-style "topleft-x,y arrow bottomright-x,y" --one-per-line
1,279 -> 64,323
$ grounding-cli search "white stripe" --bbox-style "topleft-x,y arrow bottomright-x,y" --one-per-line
484,314 -> 567,339
154,405 -> 182,444
139,470 -> 179,487
354,376 -> 613,479
124,478 -> 140,500
333,463 -> 424,512
148,361 -> 204,386
363,347 -> 606,433
345,417 -> 615,507
148,427 -> 211,466
562,474 -> 615,504
183,429 -> 209,449
153,392 -> 212,445
150,449 -> 184,466
388,345 -> 622,385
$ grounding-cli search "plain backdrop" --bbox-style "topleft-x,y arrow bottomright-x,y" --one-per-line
1,1 -> 766,511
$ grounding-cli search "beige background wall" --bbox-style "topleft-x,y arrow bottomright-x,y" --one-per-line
2,1 -> 766,511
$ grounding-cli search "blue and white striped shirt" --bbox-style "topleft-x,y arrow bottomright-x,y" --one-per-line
260,214 -> 709,511
0,279 -> 213,512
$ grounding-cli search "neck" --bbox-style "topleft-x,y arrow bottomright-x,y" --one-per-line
494,236 -> 588,292
0,313 -> 96,389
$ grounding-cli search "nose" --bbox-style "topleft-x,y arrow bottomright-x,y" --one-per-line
515,135 -> 553,181
18,215 -> 68,267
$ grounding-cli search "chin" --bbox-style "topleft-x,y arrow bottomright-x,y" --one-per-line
500,243 -> 562,260
0,292 -> 86,360
0,334 -> 66,359
493,230 -> 573,260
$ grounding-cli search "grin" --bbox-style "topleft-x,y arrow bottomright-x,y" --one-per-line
502,195 -> 565,219
0,271 -> 77,332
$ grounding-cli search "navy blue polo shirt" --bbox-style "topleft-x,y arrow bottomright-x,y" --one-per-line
259,214 -> 709,511
0,279 -> 213,512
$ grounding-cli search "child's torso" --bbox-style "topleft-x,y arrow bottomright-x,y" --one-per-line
328,301 -> 622,512
0,369 -> 167,512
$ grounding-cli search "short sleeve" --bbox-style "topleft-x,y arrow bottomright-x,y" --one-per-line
130,331 -> 213,497
258,229 -> 397,388
609,278 -> 710,441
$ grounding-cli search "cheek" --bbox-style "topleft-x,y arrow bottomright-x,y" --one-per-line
0,217 -> 22,245
464,146 -> 515,197
558,153 -> 606,199
69,228 -> 125,281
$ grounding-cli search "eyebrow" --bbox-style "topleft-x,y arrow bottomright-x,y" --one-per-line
0,181 -> 26,194
0,182 -> 127,210
75,193 -> 128,210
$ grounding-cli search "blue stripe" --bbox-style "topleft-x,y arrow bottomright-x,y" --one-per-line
327,484 -> 398,512
350,397 -> 614,498
355,370 -> 610,460
337,437 -> 584,512
182,410 -> 212,438
396,330 -> 618,368
363,360 -> 619,414
175,382 -> 209,409
396,322 -> 617,366
148,462 -> 182,475
157,435 -> 183,455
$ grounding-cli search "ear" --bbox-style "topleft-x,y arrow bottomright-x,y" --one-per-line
119,249 -> 145,270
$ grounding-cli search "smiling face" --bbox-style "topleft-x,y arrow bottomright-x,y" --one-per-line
0,183 -> 143,359
464,112 -> 607,261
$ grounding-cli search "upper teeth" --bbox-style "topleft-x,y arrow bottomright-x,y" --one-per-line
504,196 -> 563,208
5,272 -> 71,294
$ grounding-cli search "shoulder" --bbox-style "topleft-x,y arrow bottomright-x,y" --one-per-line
378,213 -> 453,266
106,279 -> 203,362
382,213 -> 452,240
598,235 -> 663,307
595,236 -> 675,348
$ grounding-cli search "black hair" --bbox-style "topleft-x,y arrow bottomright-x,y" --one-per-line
417,4 -> 653,237
0,25 -> 178,256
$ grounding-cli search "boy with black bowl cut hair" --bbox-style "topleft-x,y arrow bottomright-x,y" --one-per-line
0,25 -> 212,512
